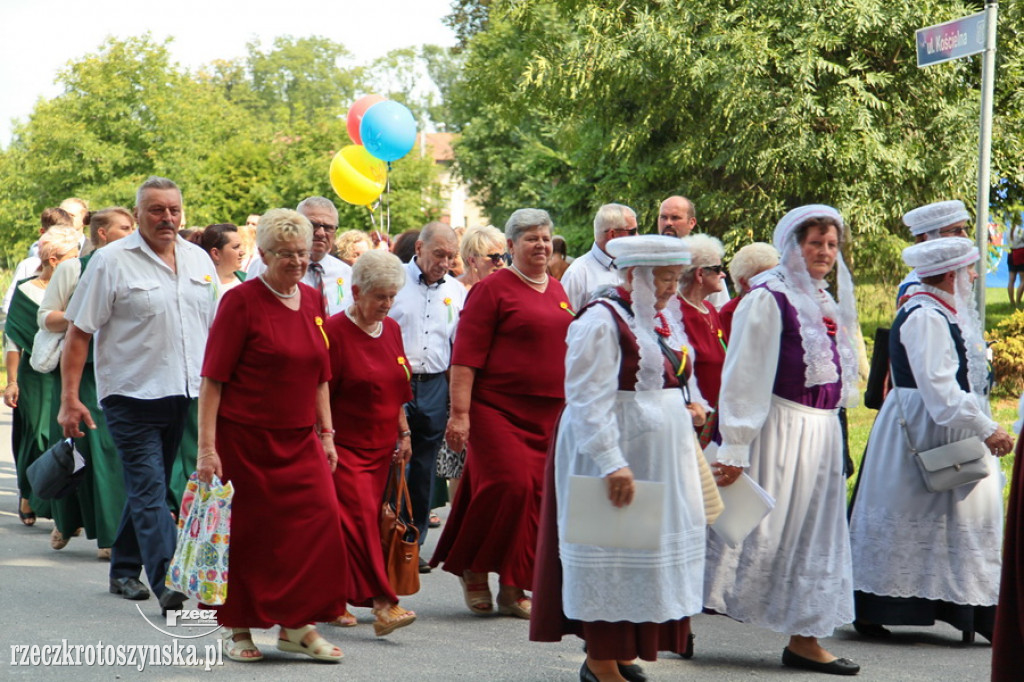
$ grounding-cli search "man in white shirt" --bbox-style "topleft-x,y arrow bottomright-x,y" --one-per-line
58,176 -> 218,615
388,222 -> 465,569
560,203 -> 638,311
247,196 -> 352,315
658,194 -> 730,308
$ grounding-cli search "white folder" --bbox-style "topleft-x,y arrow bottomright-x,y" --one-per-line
709,472 -> 775,547
564,475 -> 665,550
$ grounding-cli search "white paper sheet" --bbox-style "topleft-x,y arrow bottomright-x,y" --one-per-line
709,472 -> 775,547
564,475 -> 665,550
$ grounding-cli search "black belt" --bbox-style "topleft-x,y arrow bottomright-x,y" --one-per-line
411,372 -> 446,382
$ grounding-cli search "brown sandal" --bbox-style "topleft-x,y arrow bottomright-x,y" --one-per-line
326,610 -> 358,627
371,604 -> 416,636
460,576 -> 494,616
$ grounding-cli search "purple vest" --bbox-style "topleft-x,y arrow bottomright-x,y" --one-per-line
756,285 -> 842,409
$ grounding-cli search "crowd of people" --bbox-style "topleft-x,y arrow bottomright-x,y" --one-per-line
5,181 -> 1023,678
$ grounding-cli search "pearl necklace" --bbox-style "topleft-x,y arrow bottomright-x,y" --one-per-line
681,295 -> 709,315
345,308 -> 383,338
259,275 -> 298,299
510,263 -> 548,286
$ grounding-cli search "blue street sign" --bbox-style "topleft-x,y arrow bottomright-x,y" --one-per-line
916,12 -> 987,67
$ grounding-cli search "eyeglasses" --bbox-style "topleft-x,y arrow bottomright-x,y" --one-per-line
485,253 -> 506,266
610,227 -> 639,236
309,221 -> 337,233
938,225 -> 970,238
268,249 -> 310,261
702,264 -> 725,274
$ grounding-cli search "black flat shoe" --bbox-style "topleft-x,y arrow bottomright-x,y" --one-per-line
853,620 -> 891,638
681,632 -> 695,659
109,577 -> 150,601
418,558 -> 432,574
158,589 -> 187,616
579,662 -> 599,682
618,661 -> 647,682
782,647 -> 860,676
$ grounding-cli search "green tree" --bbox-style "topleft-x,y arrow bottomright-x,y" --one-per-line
449,0 -> 1024,277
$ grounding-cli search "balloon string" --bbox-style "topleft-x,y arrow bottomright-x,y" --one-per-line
366,203 -> 376,228
386,162 -> 392,240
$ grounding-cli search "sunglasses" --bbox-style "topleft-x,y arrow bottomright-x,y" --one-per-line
309,220 -> 337,232
610,227 -> 639,236
702,264 -> 725,274
485,253 -> 506,266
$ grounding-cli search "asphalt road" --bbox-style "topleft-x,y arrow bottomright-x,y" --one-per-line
0,405 -> 998,680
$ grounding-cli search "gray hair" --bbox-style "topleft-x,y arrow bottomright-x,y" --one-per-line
136,176 -> 180,207
505,208 -> 553,244
419,221 -> 457,248
352,248 -> 406,293
679,233 -> 725,288
460,225 -> 506,263
256,208 -> 313,251
728,242 -> 780,293
37,226 -> 81,264
296,196 -> 338,219
593,203 -> 636,241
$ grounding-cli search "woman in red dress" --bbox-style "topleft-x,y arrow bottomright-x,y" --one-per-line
323,249 -> 417,637
197,209 -> 346,663
718,242 -> 779,338
432,208 -> 573,619
678,234 -> 729,411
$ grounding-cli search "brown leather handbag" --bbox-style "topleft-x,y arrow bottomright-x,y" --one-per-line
380,463 -> 421,596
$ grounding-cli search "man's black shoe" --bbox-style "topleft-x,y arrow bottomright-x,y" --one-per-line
158,589 -> 188,616
109,577 -> 150,601
418,558 -> 432,574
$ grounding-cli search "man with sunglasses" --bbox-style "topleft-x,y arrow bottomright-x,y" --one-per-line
896,200 -> 972,304
246,196 -> 352,316
560,203 -> 638,311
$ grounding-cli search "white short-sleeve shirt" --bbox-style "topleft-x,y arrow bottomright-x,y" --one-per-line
64,231 -> 218,401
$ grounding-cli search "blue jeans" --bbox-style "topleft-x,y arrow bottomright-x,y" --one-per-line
101,395 -> 190,596
405,374 -> 448,544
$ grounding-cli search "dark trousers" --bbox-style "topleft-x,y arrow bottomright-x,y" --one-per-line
405,374 -> 448,544
101,395 -> 190,596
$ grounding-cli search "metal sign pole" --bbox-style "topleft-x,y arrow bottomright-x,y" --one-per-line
975,0 -> 997,314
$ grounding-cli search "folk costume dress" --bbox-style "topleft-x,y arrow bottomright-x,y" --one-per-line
704,272 -> 856,637
36,254 -> 126,546
849,286 -> 1002,635
201,279 -> 347,627
678,295 -> 727,408
7,278 -> 63,523
325,313 -> 412,607
531,289 -> 707,661
430,267 -> 572,589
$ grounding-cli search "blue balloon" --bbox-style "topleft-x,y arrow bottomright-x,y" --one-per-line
360,100 -> 418,162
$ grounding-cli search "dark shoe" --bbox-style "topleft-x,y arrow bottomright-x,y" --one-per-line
782,647 -> 860,676
579,662 -> 599,682
418,558 -> 432,574
18,499 -> 36,526
618,661 -> 648,681
159,589 -> 187,616
976,628 -> 993,644
853,620 -> 891,639
109,577 -> 150,601
680,632 -> 695,659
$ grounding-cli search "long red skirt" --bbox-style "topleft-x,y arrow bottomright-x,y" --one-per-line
211,418 -> 348,629
333,443 -> 397,606
993,440 -> 1024,680
430,388 -> 562,589
530,412 -> 692,662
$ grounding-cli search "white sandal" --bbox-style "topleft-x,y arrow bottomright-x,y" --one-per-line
277,624 -> 343,662
223,629 -> 263,662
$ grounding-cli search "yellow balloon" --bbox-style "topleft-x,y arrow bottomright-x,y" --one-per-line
329,145 -> 388,206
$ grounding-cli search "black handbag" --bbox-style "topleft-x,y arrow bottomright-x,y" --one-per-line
26,438 -> 85,499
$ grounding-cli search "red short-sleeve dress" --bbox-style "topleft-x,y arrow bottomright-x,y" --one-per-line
430,268 -> 573,589
201,279 -> 347,628
679,295 -> 728,408
325,313 -> 413,607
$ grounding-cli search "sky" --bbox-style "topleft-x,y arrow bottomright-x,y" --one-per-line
0,0 -> 457,147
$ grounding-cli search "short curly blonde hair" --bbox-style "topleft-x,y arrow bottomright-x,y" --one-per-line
38,226 -> 81,264
256,208 -> 313,252
336,229 -> 372,263
729,242 -> 779,293
460,225 -> 505,265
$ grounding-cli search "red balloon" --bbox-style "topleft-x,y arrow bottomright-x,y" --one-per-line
347,94 -> 386,145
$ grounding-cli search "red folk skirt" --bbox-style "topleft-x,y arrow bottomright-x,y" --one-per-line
332,442 -> 398,606
430,388 -> 562,589
210,417 -> 348,629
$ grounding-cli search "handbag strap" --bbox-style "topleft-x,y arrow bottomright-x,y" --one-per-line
656,334 -> 692,405
889,366 -> 920,454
